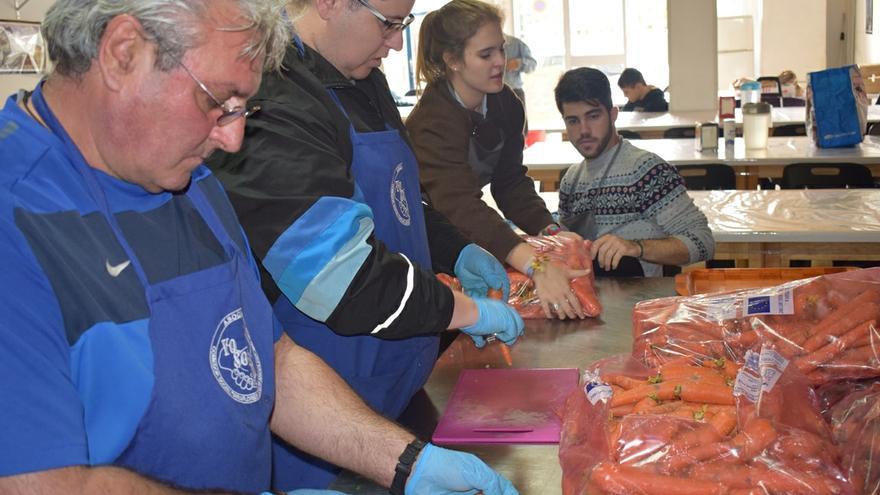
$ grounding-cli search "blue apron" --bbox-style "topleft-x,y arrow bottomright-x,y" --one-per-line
31,84 -> 276,493
271,90 -> 439,490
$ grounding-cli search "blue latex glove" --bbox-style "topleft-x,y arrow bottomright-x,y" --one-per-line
406,443 -> 519,495
461,298 -> 524,348
263,490 -> 349,495
454,243 -> 510,300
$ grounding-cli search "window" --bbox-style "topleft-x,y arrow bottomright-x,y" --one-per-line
384,0 -> 668,130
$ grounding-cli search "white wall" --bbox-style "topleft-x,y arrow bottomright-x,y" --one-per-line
856,0 -> 880,64
668,0 -> 717,111
760,0 -> 826,82
827,0 -> 855,68
0,0 -> 52,97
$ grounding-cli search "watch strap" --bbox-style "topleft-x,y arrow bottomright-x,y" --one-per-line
389,439 -> 426,495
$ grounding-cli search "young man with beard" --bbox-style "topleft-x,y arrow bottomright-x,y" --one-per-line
554,68 -> 714,277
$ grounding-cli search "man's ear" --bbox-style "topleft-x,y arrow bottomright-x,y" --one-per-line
610,106 -> 619,123
96,14 -> 152,92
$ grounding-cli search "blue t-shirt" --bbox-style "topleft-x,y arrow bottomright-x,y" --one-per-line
0,92 -> 280,492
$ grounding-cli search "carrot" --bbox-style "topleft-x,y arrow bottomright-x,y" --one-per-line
795,319 -> 875,374
487,288 -> 503,300
707,408 -> 738,437
612,381 -> 735,407
688,462 -> 770,489
667,418 -> 778,471
632,395 -> 659,414
610,404 -> 634,417
589,462 -> 728,495
603,374 -> 646,390
802,299 -> 880,352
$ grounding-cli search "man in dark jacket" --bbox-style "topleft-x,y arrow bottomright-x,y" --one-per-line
617,67 -> 668,112
208,0 -> 522,492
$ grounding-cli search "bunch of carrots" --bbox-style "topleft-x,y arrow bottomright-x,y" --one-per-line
568,357 -> 852,495
507,235 -> 601,319
631,270 -> 880,387
436,235 -> 602,319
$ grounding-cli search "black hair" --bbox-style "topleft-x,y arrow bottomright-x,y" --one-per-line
617,67 -> 646,88
554,67 -> 613,113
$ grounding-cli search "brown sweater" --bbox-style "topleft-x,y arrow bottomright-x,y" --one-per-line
406,81 -> 554,262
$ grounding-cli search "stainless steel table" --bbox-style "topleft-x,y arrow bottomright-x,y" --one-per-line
331,277 -> 675,495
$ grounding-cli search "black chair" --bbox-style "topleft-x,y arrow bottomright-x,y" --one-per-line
772,124 -> 806,137
868,122 -> 880,136
781,163 -> 875,189
781,97 -> 806,107
760,95 -> 781,107
676,164 -> 737,190
663,127 -> 695,139
619,130 -> 642,139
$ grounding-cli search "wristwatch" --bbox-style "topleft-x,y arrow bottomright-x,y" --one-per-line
389,439 -> 426,495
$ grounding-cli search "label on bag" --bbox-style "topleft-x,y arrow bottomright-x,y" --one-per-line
585,382 -> 613,405
742,289 -> 794,316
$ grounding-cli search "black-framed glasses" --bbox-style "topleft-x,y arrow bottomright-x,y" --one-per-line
174,57 -> 260,127
355,0 -> 415,35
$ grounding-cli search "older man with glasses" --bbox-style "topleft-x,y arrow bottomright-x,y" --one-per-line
209,0 -> 522,492
0,1 -> 516,495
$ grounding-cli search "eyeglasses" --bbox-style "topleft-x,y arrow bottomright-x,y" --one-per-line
174,58 -> 260,127
355,0 -> 415,35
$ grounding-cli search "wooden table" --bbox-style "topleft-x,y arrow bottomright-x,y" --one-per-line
331,277 -> 676,495
523,136 -> 880,190
526,189 -> 880,269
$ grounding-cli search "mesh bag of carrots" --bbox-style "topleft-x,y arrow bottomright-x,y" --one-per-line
828,382 -> 880,494
507,235 -> 601,319
632,268 -> 880,387
436,235 -> 602,319
559,350 -> 856,495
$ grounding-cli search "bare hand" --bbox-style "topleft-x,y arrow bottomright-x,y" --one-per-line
590,234 -> 640,271
533,261 -> 590,320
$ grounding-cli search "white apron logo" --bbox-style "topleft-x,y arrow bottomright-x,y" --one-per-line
209,308 -> 263,404
390,163 -> 411,226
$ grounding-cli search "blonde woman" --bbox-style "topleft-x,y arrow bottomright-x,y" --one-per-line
407,0 -> 588,320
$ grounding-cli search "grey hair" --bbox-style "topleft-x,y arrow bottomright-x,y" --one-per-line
42,0 -> 291,77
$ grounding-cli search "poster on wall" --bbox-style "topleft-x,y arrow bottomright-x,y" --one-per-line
0,20 -> 45,74
869,0 -> 874,34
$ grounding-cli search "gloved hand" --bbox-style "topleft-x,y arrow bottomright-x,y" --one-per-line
406,443 -> 519,495
262,490 -> 348,494
461,297 -> 524,348
454,243 -> 510,300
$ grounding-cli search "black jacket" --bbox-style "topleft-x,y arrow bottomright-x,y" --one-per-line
622,88 -> 669,112
208,42 -> 468,339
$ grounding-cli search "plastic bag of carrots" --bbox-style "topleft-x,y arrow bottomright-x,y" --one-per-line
436,235 -> 602,319
559,350 -> 855,495
507,235 -> 601,319
829,382 -> 880,494
632,267 -> 880,387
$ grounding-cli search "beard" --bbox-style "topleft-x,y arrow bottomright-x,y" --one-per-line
579,122 -> 616,159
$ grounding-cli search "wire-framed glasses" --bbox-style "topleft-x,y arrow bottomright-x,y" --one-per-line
355,0 -> 415,35
174,57 -> 260,127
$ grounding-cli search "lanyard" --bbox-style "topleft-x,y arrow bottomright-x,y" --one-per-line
29,82 -> 152,286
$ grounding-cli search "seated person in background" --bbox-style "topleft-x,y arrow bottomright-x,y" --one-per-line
554,68 -> 715,277
617,67 -> 668,112
407,0 -> 589,320
778,70 -> 804,98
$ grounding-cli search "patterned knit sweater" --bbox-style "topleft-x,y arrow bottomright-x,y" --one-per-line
558,139 -> 714,277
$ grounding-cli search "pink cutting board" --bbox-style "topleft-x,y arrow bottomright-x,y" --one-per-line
432,368 -> 580,445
